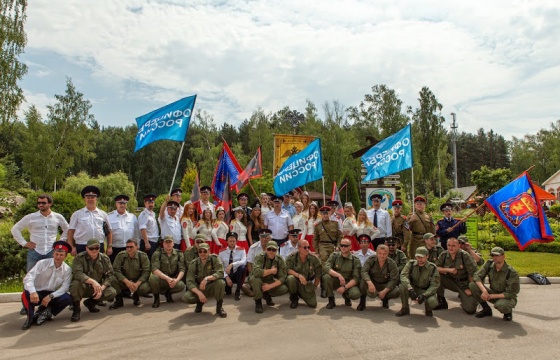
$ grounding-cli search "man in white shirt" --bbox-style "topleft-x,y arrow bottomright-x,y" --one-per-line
366,193 -> 392,250
170,188 -> 184,219
12,193 -> 69,272
280,229 -> 301,259
159,196 -> 181,249
68,186 -> 113,256
21,241 -> 73,330
218,232 -> 247,301
199,186 -> 216,219
138,193 -> 159,258
264,195 -> 293,247
353,234 -> 376,266
107,194 -> 139,263
327,200 -> 344,231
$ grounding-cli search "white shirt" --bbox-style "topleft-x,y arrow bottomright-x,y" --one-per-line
279,241 -> 299,259
11,211 -> 69,255
68,207 -> 111,245
218,246 -> 247,276
230,220 -> 248,242
366,208 -> 392,238
107,211 -> 139,248
354,249 -> 376,266
354,222 -> 380,239
303,218 -> 321,237
194,221 -> 213,242
199,200 -> 216,219
264,210 -> 293,239
292,213 -> 307,233
342,216 -> 357,236
330,213 -> 343,231
247,242 -> 265,264
181,218 -> 195,241
23,258 -> 72,298
212,221 -> 229,245
138,208 -> 159,242
158,214 -> 181,244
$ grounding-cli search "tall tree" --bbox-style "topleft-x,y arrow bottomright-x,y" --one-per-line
21,106 -> 54,189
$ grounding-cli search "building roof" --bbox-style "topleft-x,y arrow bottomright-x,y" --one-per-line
542,169 -> 560,186
447,186 -> 477,202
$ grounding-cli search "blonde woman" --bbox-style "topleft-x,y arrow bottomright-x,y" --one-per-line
230,207 -> 249,253
194,209 -> 216,253
301,191 -> 311,218
292,201 -> 307,239
212,207 -> 229,252
180,201 -> 196,250
355,208 -> 380,250
341,203 -> 359,250
302,202 -> 320,252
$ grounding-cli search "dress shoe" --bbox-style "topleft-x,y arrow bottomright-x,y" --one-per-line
21,318 -> 32,330
234,291 -> 241,301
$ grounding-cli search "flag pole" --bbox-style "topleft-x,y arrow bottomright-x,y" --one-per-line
322,176 -> 326,204
247,180 -> 260,199
411,167 -> 415,214
169,141 -> 186,195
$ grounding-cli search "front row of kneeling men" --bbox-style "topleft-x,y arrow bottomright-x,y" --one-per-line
21,231 -> 520,330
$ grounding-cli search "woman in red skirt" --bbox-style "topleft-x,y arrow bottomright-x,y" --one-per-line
230,207 -> 249,253
212,206 -> 229,252
302,202 -> 320,252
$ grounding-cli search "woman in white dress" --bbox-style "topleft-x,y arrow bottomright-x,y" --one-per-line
341,203 -> 359,250
292,201 -> 307,239
180,201 -> 196,250
212,207 -> 229,252
194,208 -> 216,253
301,192 -> 311,219
230,207 -> 249,253
302,202 -> 320,252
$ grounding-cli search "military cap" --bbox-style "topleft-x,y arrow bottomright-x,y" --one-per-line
392,200 -> 403,207
415,246 -> 429,257
167,200 -> 180,208
457,235 -> 468,244
327,200 -> 339,207
258,228 -> 273,236
81,185 -> 100,198
440,202 -> 453,211
370,193 -> 382,201
490,247 -> 505,256
358,234 -> 372,242
114,194 -> 129,202
170,188 -> 182,196
198,243 -> 210,250
163,235 -> 174,242
266,241 -> 279,249
271,195 -> 282,202
200,186 -> 212,193
423,232 -> 436,240
226,232 -> 238,240
87,239 -> 100,247
232,206 -> 244,212
288,229 -> 301,236
251,200 -> 261,208
143,193 -> 157,201
52,241 -> 71,253
319,206 -> 331,212
237,192 -> 249,200
414,196 -> 426,203
385,236 -> 399,244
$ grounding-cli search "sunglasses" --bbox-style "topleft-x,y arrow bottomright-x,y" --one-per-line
340,244 -> 351,248
300,246 -> 310,250
125,245 -> 135,249
266,248 -> 277,252
88,246 -> 100,251
37,201 -> 48,205
198,249 -> 208,254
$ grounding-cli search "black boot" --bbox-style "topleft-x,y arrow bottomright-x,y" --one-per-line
357,296 -> 366,311
216,301 -> 227,318
475,302 -> 493,318
290,294 -> 299,309
255,299 -> 263,313
164,290 -> 174,303
152,294 -> 160,308
195,302 -> 203,313
83,298 -> 100,313
109,294 -> 124,310
342,293 -> 352,306
425,303 -> 433,317
326,297 -> 336,309
71,301 -> 81,322
395,307 -> 410,317
234,289 -> 241,301
20,306 -> 27,315
433,296 -> 448,310
133,293 -> 141,306
263,292 -> 275,306
382,298 -> 389,309
320,287 -> 327,299
503,312 -> 513,321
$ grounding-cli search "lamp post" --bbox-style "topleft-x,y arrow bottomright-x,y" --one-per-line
450,112 -> 458,189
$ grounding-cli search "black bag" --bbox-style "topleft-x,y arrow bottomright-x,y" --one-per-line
527,272 -> 551,285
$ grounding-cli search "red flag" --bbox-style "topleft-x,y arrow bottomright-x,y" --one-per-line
212,140 -> 243,200
331,181 -> 344,216
236,146 -> 262,191
218,175 -> 231,221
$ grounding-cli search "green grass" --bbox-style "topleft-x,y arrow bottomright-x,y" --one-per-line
0,278 -> 23,293
480,250 -> 560,277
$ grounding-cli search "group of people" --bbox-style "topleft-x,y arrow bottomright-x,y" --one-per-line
12,186 -> 520,330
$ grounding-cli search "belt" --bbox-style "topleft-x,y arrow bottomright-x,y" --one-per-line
320,241 -> 334,244
412,232 -> 425,236
273,238 -> 287,242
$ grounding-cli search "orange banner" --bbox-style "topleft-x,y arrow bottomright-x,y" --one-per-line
273,134 -> 316,175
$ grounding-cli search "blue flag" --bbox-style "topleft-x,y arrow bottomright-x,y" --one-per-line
361,124 -> 413,182
134,95 -> 197,152
274,138 -> 323,195
212,141 -> 243,201
485,172 -> 554,251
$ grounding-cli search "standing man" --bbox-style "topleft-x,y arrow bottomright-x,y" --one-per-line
159,196 -> 182,249
250,241 -> 289,313
218,232 -> 247,301
396,246 -> 440,317
436,238 -> 478,314
282,192 -> 296,217
199,186 -> 216,219
286,239 -> 322,309
279,229 -> 301,259
138,193 -> 159,259
407,196 -> 435,259
391,200 -> 411,253
182,243 -> 227,318
110,239 -> 151,309
327,200 -> 343,230
358,244 -> 400,311
264,195 -> 293,247
436,203 -> 466,250
69,239 -> 117,322
469,247 -> 520,321
322,238 -> 362,309
21,241 -> 73,330
107,194 -> 139,263
68,186 -> 112,256
237,193 -> 252,218
149,236 -> 186,308
170,188 -> 184,218
353,234 -> 376,266
366,194 -> 391,250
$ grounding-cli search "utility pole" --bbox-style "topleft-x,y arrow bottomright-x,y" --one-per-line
450,113 -> 458,189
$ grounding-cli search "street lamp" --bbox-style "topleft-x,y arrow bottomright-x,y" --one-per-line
450,112 -> 458,189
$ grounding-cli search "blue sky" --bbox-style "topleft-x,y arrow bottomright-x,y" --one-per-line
19,0 -> 560,139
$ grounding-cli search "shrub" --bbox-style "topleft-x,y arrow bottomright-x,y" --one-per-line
14,190 -> 83,222
0,220 -> 26,281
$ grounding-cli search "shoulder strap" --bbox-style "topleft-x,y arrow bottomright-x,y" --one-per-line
321,222 -> 335,243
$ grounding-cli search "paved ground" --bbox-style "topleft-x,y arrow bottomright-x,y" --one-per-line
1,284 -> 559,360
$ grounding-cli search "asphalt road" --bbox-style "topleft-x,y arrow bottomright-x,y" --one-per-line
1,284 -> 559,360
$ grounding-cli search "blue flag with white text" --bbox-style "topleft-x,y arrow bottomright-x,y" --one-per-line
134,95 -> 197,152
274,138 -> 323,195
361,124 -> 413,182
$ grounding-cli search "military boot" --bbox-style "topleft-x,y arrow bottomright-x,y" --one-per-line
433,296 -> 448,310
255,299 -> 263,313
216,301 -> 227,318
83,298 -> 100,313
290,294 -> 299,309
109,294 -> 124,310
425,303 -> 433,317
475,302 -> 493,318
195,302 -> 204,313
342,292 -> 352,306
357,296 -> 366,311
382,298 -> 389,309
503,312 -> 513,321
164,290 -> 174,303
71,301 -> 81,322
395,307 -> 410,317
152,294 -> 160,308
132,293 -> 141,306
263,292 -> 275,306
326,297 -> 336,309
